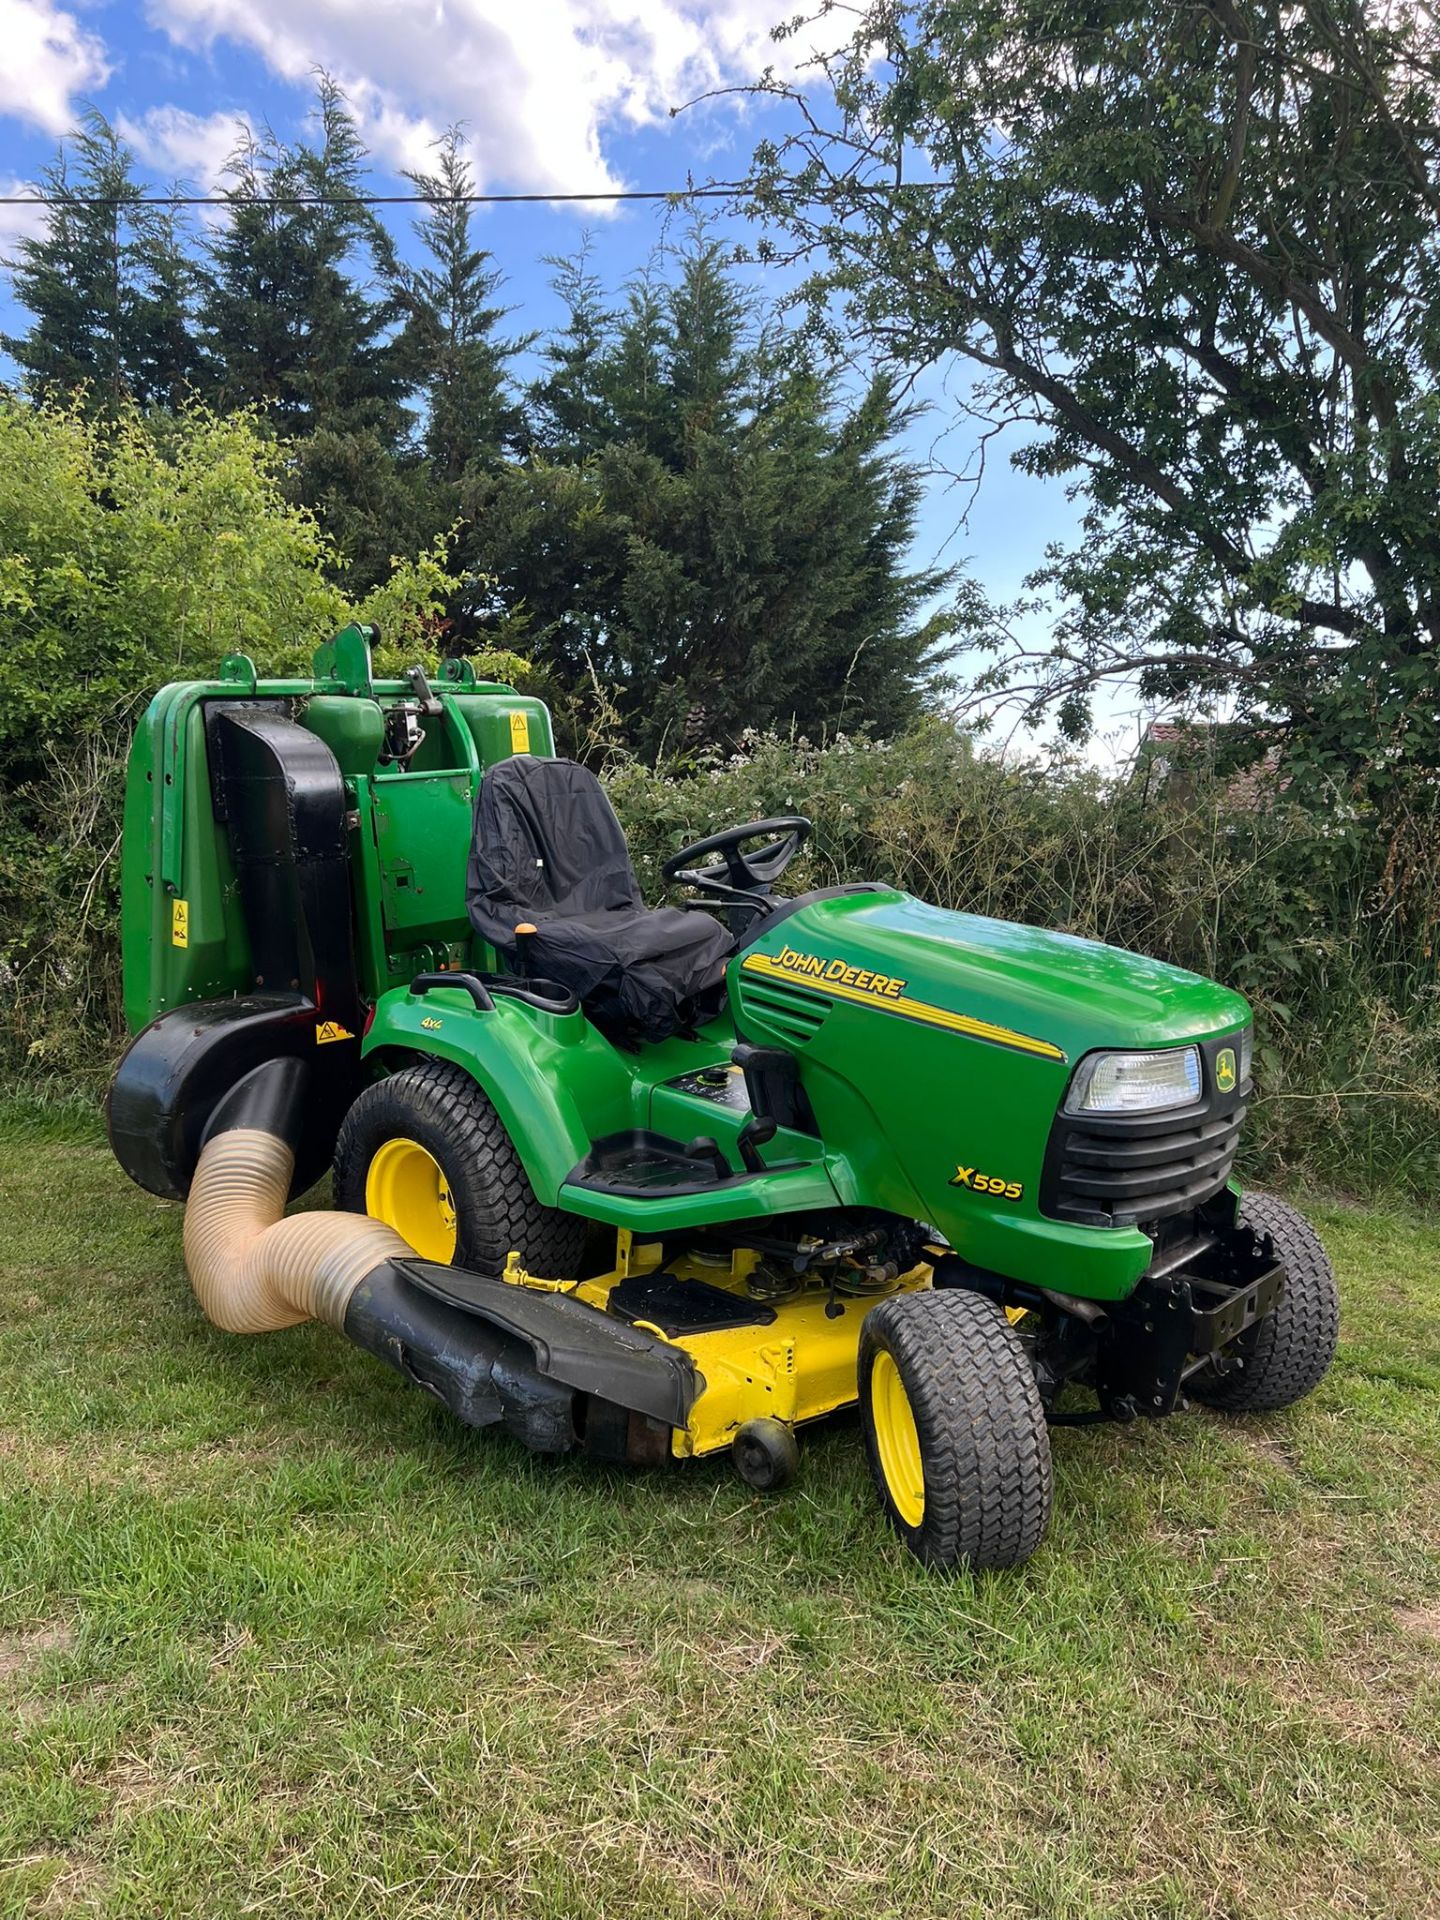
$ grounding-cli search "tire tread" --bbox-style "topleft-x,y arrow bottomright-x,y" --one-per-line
333,1059 -> 586,1277
1190,1193 -> 1339,1412
860,1289 -> 1053,1570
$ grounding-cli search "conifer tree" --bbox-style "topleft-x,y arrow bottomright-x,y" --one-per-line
202,79 -> 403,440
472,226 -> 948,752
665,229 -> 746,446
128,202 -> 208,408
527,244 -> 614,459
602,256 -> 669,453
3,111 -> 204,408
397,129 -> 524,484
200,77 -> 413,587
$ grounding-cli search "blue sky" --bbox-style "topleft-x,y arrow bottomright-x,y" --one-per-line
0,0 -> 1136,750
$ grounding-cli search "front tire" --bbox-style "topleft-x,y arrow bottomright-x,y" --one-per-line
334,1060 -> 586,1278
859,1289 -> 1053,1571
1189,1193 -> 1339,1412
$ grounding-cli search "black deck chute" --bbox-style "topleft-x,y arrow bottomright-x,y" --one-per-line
109,706 -> 364,1200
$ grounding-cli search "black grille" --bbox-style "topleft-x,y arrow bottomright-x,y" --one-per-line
737,977 -> 830,1046
1041,1035 -> 1249,1229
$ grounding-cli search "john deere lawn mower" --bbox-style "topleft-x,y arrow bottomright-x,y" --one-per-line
107,628 -> 1339,1570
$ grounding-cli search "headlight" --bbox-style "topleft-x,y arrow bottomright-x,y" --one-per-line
1064,1046 -> 1203,1115
1238,1024 -> 1253,1087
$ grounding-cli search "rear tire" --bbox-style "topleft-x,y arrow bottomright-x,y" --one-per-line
1189,1193 -> 1339,1412
859,1290 -> 1053,1571
334,1060 -> 586,1278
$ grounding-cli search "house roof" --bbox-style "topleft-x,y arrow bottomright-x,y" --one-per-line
1135,719 -> 1283,810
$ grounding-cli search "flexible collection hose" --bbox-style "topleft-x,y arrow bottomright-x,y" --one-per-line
184,1125 -> 410,1334
175,1063 -> 675,1462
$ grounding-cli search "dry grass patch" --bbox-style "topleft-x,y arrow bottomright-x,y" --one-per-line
1395,1601 -> 1440,1643
0,1624 -> 74,1683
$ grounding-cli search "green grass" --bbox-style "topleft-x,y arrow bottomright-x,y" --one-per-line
1,1105 -> 1437,1919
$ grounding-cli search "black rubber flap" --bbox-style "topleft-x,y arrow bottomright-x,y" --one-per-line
396,1260 -> 698,1429
609,1270 -> 776,1336
106,992 -> 348,1201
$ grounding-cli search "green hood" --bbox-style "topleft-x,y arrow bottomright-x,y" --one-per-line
732,886 -> 1252,1299
750,888 -> 1250,1064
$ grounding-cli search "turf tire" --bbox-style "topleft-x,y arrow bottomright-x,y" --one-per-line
1188,1193 -> 1339,1413
859,1289 -> 1053,1571
333,1059 -> 587,1277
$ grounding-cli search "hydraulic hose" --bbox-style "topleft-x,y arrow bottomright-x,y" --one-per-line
182,1058 -> 409,1334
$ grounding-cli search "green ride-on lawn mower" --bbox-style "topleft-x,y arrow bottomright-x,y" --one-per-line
107,627 -> 1340,1570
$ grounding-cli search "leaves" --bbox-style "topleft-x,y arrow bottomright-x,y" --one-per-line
0,398 -> 467,1080
753,0 -> 1440,902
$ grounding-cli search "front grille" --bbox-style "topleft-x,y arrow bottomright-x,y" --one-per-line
1041,1035 -> 1249,1229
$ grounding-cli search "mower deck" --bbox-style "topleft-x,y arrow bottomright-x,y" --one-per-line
573,1233 -> 930,1460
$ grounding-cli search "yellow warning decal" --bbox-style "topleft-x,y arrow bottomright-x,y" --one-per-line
740,951 -> 1066,1062
509,711 -> 530,754
315,1019 -> 355,1045
171,898 -> 189,948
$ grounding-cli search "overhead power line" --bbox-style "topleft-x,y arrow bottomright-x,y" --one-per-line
0,186 -> 746,209
0,180 -> 942,210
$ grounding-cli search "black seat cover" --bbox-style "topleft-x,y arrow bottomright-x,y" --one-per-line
466,755 -> 732,1041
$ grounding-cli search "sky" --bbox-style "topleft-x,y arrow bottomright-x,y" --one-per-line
0,0 -> 1141,756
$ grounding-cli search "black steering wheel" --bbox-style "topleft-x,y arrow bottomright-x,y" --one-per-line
662,816 -> 812,904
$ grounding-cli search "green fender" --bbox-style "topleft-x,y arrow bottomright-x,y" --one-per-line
362,985 -> 635,1205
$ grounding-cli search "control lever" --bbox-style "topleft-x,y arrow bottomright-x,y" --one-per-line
732,1043 -> 795,1079
684,1136 -> 732,1183
406,664 -> 444,715
736,1113 -> 778,1174
731,1041 -> 814,1138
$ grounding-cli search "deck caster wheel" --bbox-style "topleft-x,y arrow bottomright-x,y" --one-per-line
732,1418 -> 799,1492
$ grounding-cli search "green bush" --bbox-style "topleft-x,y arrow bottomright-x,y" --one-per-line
0,399 -> 464,1079
608,725 -> 1440,1201
2,401 -> 1433,1201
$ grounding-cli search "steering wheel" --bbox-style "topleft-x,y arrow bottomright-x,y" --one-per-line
662,816 -> 812,902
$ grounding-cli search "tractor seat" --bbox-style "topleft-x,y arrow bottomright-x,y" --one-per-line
465,755 -> 733,1042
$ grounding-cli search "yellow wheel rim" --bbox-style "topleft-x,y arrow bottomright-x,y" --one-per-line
870,1350 -> 925,1528
364,1136 -> 457,1263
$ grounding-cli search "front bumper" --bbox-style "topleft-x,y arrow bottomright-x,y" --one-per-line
1093,1217 -> 1284,1417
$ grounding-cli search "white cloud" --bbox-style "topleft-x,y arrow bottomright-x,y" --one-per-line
117,105 -> 254,189
0,177 -> 48,246
0,0 -> 109,135
141,0 -> 810,194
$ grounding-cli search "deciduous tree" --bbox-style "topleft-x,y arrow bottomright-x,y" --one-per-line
747,0 -> 1440,826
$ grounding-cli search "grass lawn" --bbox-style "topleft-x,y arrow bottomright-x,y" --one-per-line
0,1103 -> 1437,1919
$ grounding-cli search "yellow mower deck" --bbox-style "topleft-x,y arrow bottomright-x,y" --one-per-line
504,1231 -> 935,1460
